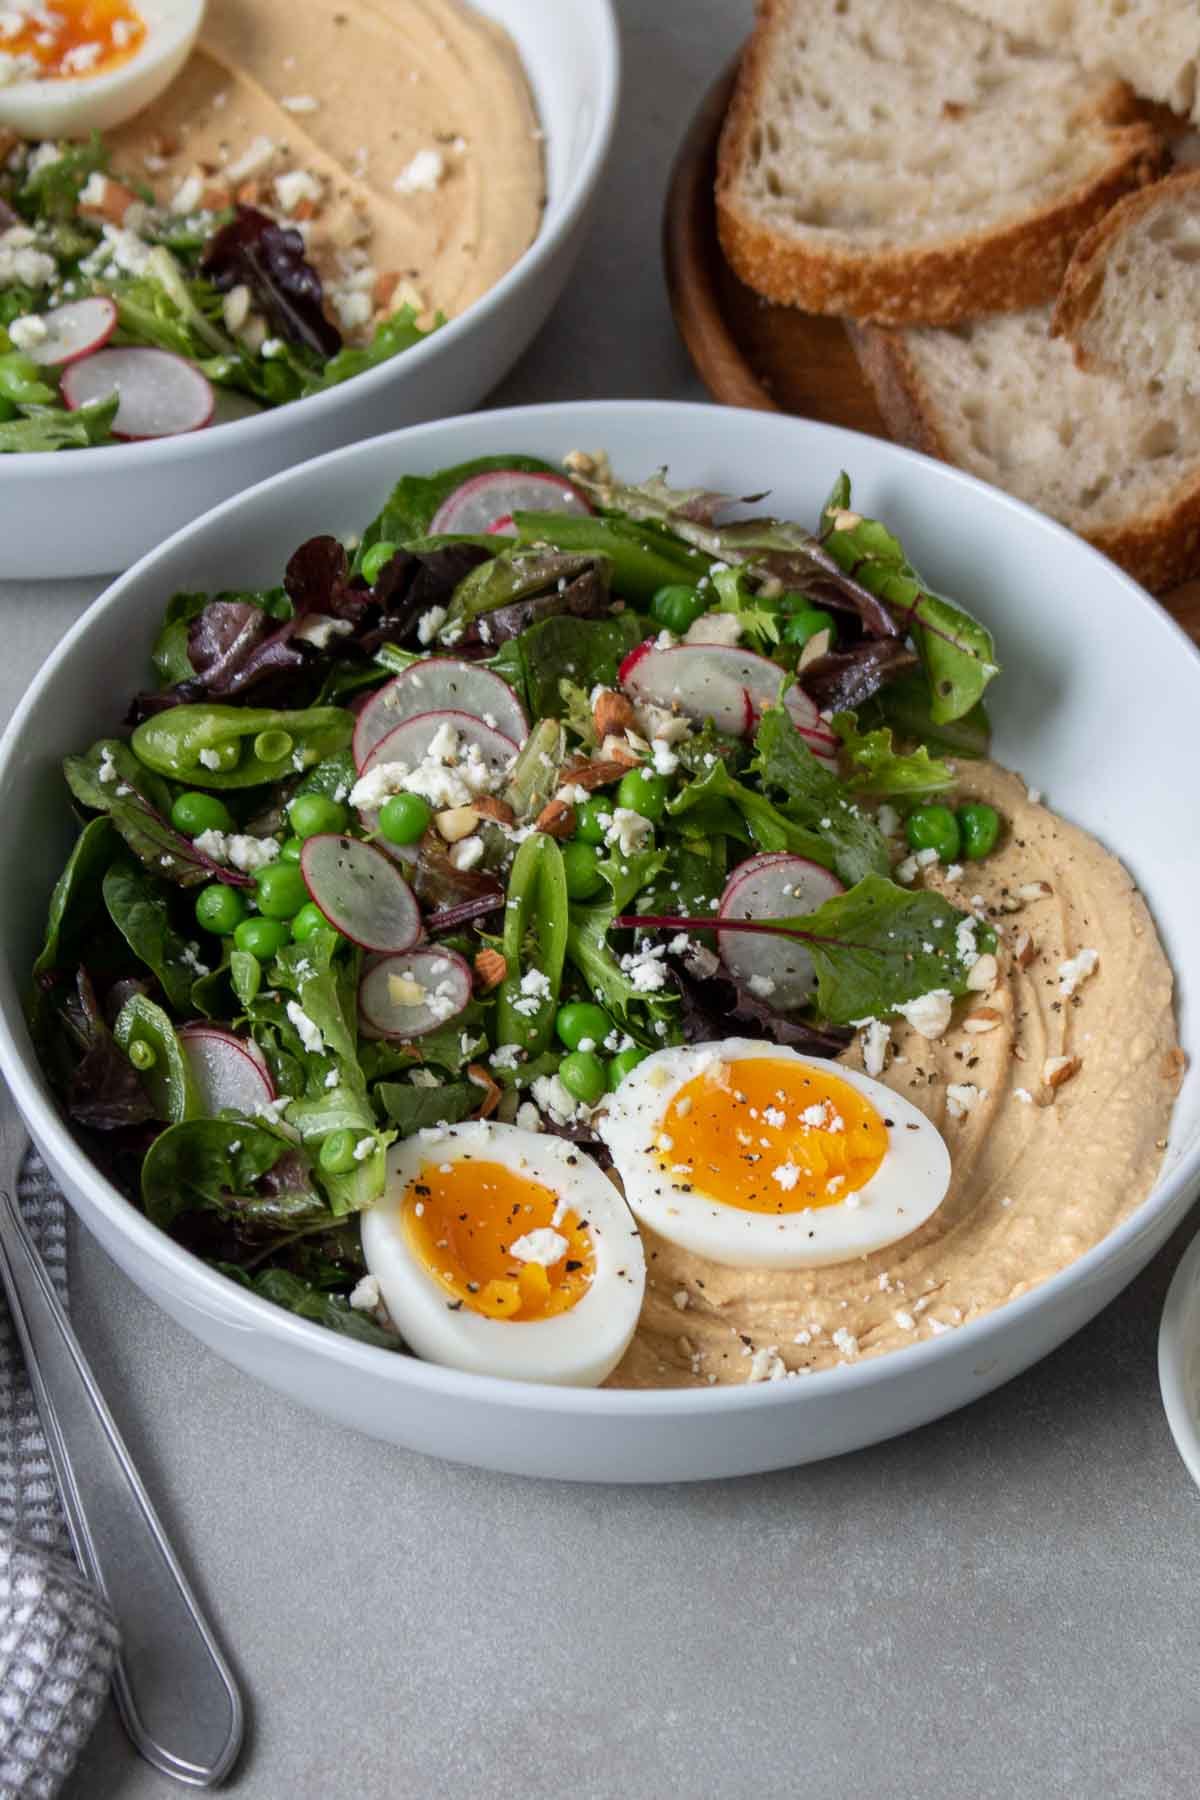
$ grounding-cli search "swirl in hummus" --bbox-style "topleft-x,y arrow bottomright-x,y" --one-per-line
610,762 -> 1183,1388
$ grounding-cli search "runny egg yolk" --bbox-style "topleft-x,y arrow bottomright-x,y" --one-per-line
401,1158 -> 595,1322
3,0 -> 146,81
657,1058 -> 889,1214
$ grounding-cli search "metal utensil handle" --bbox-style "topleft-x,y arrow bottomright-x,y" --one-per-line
0,1187 -> 243,1787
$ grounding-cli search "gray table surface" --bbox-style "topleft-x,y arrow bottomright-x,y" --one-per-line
4,3 -> 1199,1795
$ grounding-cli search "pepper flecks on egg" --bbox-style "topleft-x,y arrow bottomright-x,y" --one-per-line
599,1040 -> 951,1271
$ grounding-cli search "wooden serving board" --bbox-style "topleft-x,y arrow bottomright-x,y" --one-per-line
662,62 -> 1200,644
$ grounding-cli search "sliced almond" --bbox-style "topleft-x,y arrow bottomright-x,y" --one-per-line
798,629 -> 833,669
1012,930 -> 1036,970
965,953 -> 998,993
593,689 -> 635,739
435,805 -> 479,843
1018,881 -> 1054,902
473,796 -> 515,826
535,797 -> 576,839
467,1063 -> 502,1119
558,757 -> 628,792
1042,1054 -> 1080,1090
963,1007 -> 1003,1034
373,269 -> 401,312
79,178 -> 138,226
201,184 -> 231,210
473,948 -> 506,992
600,734 -> 641,768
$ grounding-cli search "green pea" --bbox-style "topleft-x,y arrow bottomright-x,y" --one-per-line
608,1046 -> 649,1090
650,583 -> 708,636
958,802 -> 1001,861
562,840 -> 605,901
127,1037 -> 156,1072
289,791 -> 349,839
319,1129 -> 359,1175
169,791 -> 235,836
194,882 -> 247,936
234,917 -> 292,959
255,861 -> 308,919
574,796 -> 612,846
203,740 -> 241,774
555,1001 -> 612,1053
558,1050 -> 607,1106
254,729 -> 293,764
905,804 -> 961,864
616,768 -> 669,822
279,835 -> 304,863
291,901 -> 332,942
378,792 -> 432,846
781,606 -> 836,650
362,539 -> 399,585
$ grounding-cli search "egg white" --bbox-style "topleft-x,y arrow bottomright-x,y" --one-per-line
0,0 -> 204,138
599,1039 -> 951,1270
360,1120 -> 646,1387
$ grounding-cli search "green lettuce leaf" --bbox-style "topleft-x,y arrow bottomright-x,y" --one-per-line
0,397 -> 117,453
32,816 -> 116,978
101,860 -> 208,1011
361,453 -> 557,556
301,304 -> 439,396
220,1266 -> 401,1349
751,707 -> 889,885
832,712 -> 955,796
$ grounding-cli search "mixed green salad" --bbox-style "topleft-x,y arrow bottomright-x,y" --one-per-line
0,136 -> 435,452
30,451 -> 1003,1349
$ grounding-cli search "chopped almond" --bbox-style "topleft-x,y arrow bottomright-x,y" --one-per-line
1043,1054 -> 1080,1090
373,269 -> 401,311
558,758 -> 628,792
79,178 -> 138,226
963,1007 -> 1003,1034
149,131 -> 179,158
473,948 -> 507,992
291,197 -> 318,222
1163,1045 -> 1188,1083
600,735 -> 642,769
1012,930 -> 1036,970
593,688 -> 635,739
798,629 -> 833,669
536,798 -> 576,839
1018,880 -> 1054,902
473,796 -> 515,826
965,953 -> 998,993
235,180 -> 263,206
435,805 -> 479,843
467,1064 -> 502,1119
201,184 -> 232,211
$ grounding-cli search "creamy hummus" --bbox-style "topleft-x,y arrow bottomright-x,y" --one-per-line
610,763 -> 1183,1388
106,0 -> 543,336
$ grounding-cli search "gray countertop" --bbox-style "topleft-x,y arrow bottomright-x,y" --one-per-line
5,4 -> 1199,1795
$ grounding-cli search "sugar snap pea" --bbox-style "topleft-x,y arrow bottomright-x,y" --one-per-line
131,703 -> 353,789
495,833 -> 568,1056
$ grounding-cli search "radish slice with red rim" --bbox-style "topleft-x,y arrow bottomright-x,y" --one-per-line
429,469 -> 592,536
359,948 -> 473,1039
61,346 -> 214,439
619,641 -> 839,763
299,834 -> 422,953
178,1025 -> 276,1118
353,661 -> 528,771
358,708 -> 519,781
717,854 -> 845,1009
22,296 -> 117,367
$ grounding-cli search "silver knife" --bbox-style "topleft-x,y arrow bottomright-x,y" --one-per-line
0,1090 -> 243,1787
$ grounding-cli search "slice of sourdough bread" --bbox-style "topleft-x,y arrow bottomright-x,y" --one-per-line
1052,169 -> 1200,392
849,308 -> 1200,591
715,0 -> 1167,325
947,2 -> 1200,126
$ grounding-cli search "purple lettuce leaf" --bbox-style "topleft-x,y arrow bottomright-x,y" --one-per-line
201,206 -> 341,358
798,639 -> 920,713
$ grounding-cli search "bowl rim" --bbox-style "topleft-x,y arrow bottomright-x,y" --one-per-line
1158,1225 -> 1200,1489
5,396 -> 1200,1420
0,0 -> 621,481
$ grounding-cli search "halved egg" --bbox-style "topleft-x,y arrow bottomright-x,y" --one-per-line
360,1121 -> 646,1387
0,0 -> 203,138
599,1039 -> 950,1269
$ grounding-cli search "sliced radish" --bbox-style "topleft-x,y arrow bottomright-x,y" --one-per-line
61,347 -> 214,440
717,855 -> 845,1009
353,661 -> 528,771
618,642 -> 839,764
178,1025 -> 276,1119
23,297 -> 117,367
358,948 -> 473,1039
358,708 -> 519,781
429,469 -> 592,536
299,834 -> 422,954
487,513 -> 516,535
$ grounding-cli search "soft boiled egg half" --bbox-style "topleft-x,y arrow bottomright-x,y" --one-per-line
0,0 -> 203,138
599,1039 -> 951,1269
361,1121 -> 646,1387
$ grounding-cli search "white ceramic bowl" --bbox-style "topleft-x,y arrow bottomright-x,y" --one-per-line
2,401 -> 1199,1484
1158,1228 -> 1200,1489
2,0 -> 619,580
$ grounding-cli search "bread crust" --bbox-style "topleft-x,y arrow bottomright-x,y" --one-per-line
1051,166 -> 1200,367
849,320 -> 1200,592
716,0 -> 1168,326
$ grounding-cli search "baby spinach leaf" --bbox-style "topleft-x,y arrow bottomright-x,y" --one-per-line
60,968 -> 155,1132
374,1079 -> 477,1134
141,1119 -> 300,1230
832,713 -> 955,796
669,758 -> 835,867
293,748 -> 356,804
269,937 -> 363,1090
112,993 -> 196,1124
64,738 -> 172,818
102,860 -> 208,1011
442,548 -> 610,645
222,1266 -> 401,1350
285,1082 -> 376,1144
751,708 -> 889,885
511,511 -> 707,605
863,671 -> 991,758
500,611 -> 644,723
357,1002 -> 488,1080
820,475 -> 998,724
362,453 -> 556,556
33,816 -> 116,978
594,848 -> 668,918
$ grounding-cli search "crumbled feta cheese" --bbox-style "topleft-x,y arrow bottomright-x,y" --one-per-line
854,1017 -> 891,1078
876,803 -> 901,839
193,830 -> 280,874
60,40 -> 102,73
530,1073 -> 583,1125
171,172 -> 205,215
894,853 -> 919,886
620,942 -> 669,993
349,1275 -> 381,1312
915,847 -> 940,868
96,746 -> 118,784
508,1227 -> 568,1266
0,224 -> 56,289
294,614 -> 353,649
198,748 -> 222,771
6,311 -> 46,352
895,988 -> 953,1041
604,807 -> 653,858
353,1135 -> 375,1162
747,973 -> 776,999
651,739 -> 679,776
286,1001 -> 325,1055
417,605 -> 447,645
955,916 -> 980,968
747,1346 -> 787,1382
448,834 -> 483,872
280,94 -> 320,114
511,968 -> 552,1017
226,135 -> 278,182
515,1100 -> 542,1133
393,147 -> 445,193
831,1327 -> 859,1359
489,1043 -> 522,1072
1058,947 -> 1099,998
945,1082 -> 980,1119
771,1163 -> 800,1192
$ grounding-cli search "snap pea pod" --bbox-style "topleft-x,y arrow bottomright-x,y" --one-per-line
494,833 -> 568,1056
131,703 -> 354,790
113,994 -> 197,1124
511,511 -> 711,604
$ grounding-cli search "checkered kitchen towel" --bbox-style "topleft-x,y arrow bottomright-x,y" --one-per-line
0,1156 -> 118,1798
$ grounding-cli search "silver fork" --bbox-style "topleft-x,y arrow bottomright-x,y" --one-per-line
0,1092 -> 244,1787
